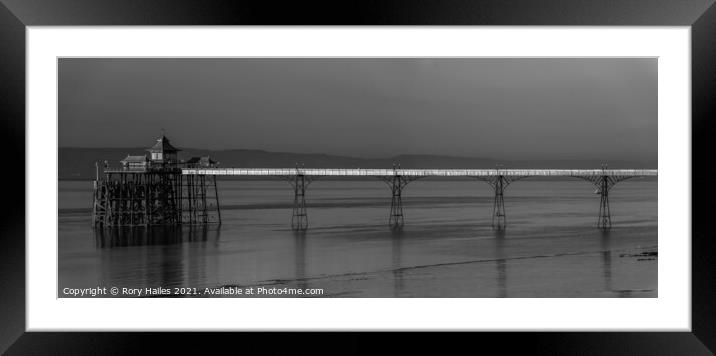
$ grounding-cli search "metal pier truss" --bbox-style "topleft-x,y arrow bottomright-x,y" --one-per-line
180,168 -> 657,231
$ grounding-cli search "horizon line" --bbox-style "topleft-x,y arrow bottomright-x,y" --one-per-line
58,146 -> 656,162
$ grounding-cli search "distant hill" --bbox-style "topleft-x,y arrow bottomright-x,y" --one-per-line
59,147 -> 657,180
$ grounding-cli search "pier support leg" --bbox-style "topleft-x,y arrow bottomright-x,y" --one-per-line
576,170 -> 633,230
597,176 -> 612,230
492,175 -> 507,230
389,175 -> 406,230
212,175 -> 221,225
291,175 -> 309,231
477,174 -> 521,230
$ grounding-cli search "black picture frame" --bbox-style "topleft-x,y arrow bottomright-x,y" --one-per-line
1,0 -> 714,354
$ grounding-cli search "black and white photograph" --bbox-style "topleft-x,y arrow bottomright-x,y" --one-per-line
4,0 -> 716,352
58,57 -> 658,298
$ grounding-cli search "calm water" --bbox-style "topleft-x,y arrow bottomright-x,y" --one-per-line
59,178 -> 657,297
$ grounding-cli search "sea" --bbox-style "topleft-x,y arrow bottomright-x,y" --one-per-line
58,178 -> 657,298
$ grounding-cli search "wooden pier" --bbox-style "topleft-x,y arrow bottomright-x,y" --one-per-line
92,135 -> 221,228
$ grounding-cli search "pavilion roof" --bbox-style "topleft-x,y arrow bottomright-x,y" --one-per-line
146,135 -> 180,153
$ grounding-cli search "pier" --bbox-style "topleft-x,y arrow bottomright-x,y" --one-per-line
92,135 -> 221,227
183,166 -> 657,230
92,135 -> 657,231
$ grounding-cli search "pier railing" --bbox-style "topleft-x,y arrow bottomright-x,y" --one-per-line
181,168 -> 658,177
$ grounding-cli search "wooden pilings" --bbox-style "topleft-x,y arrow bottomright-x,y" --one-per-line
92,170 -> 221,228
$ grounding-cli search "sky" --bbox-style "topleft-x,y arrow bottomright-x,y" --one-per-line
58,58 -> 657,161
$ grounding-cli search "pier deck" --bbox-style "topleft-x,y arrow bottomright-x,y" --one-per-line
181,168 -> 657,177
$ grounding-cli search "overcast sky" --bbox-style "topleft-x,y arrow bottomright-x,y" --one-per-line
59,58 -> 656,161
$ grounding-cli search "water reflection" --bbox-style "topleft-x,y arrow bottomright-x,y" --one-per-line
494,230 -> 507,298
186,228 -> 217,288
94,226 -> 218,248
96,226 -> 221,292
294,230 -> 308,291
600,230 -> 613,293
391,229 -> 405,297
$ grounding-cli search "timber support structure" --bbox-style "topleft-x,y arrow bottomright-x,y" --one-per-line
92,165 -> 221,228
